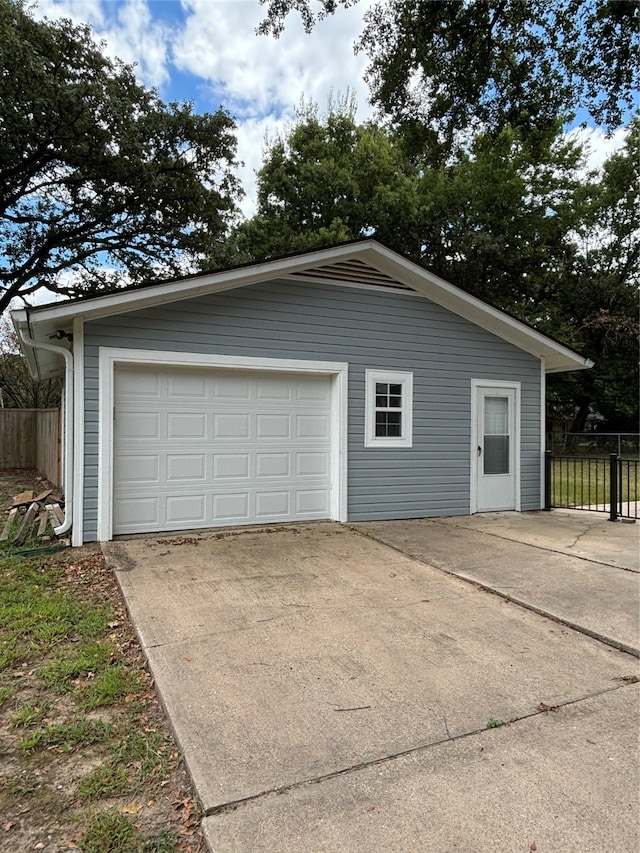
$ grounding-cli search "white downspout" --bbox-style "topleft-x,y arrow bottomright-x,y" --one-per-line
18,327 -> 73,537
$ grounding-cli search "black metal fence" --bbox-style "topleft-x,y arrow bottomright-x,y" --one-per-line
545,451 -> 639,521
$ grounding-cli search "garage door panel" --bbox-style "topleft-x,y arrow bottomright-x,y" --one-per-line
118,411 -> 160,439
166,494 -> 207,525
256,377 -> 293,400
296,489 -> 330,514
214,413 -> 250,439
255,491 -> 290,517
213,374 -> 252,399
213,492 -> 250,520
115,496 -> 160,528
167,412 -> 207,439
257,414 -> 291,439
296,414 -> 329,439
213,454 -> 250,479
166,454 -> 207,482
115,454 -> 160,484
166,373 -> 207,399
113,366 -> 333,535
296,452 -> 329,477
117,368 -> 160,397
296,380 -> 331,402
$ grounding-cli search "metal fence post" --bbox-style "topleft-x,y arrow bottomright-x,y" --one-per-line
609,453 -> 618,522
544,450 -> 552,510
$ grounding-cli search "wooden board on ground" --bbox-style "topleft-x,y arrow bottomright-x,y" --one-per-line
36,512 -> 49,537
13,502 -> 39,546
47,503 -> 65,525
0,507 -> 18,541
11,491 -> 35,508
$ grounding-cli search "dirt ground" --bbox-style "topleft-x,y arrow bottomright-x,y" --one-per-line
0,469 -> 207,853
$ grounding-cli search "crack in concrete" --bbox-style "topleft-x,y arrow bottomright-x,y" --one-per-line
564,519 -> 602,552
203,681 -> 638,819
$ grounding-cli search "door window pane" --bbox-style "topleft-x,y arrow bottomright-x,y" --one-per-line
484,435 -> 509,474
484,396 -> 509,474
484,397 -> 508,434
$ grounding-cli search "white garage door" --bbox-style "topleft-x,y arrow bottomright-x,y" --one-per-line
113,364 -> 333,535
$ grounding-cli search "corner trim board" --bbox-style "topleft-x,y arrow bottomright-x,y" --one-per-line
71,318 -> 84,546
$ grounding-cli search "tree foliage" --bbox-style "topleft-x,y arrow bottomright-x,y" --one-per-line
0,317 -> 61,407
546,119 -> 640,430
259,0 -> 639,154
0,0 -> 241,315
216,99 -> 418,265
232,103 -> 639,429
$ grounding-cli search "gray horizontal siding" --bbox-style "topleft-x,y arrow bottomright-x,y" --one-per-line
82,279 -> 541,540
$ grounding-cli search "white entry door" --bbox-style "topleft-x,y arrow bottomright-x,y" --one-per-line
472,382 -> 520,512
112,365 -> 334,535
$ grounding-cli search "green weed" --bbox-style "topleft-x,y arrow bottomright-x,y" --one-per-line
79,813 -> 179,853
112,726 -> 174,785
10,699 -> 52,728
486,718 -> 504,728
19,716 -> 114,754
80,812 -> 136,853
77,762 -> 130,801
0,684 -> 11,706
41,642 -> 113,692
81,664 -> 143,710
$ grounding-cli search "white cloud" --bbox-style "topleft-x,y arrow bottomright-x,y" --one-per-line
34,0 -> 171,87
568,125 -> 629,176
173,0 -> 374,213
33,0 -> 106,27
173,0 -> 371,118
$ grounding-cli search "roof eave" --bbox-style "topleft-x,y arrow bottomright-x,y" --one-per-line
14,240 -> 592,376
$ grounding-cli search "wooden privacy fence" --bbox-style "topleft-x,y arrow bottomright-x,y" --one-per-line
0,408 -> 61,487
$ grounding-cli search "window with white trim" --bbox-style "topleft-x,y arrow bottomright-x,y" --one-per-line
364,370 -> 413,448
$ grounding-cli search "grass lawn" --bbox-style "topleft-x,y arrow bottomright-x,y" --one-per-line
550,457 -> 639,510
0,470 -> 205,853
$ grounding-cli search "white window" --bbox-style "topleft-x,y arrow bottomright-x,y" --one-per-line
364,370 -> 413,448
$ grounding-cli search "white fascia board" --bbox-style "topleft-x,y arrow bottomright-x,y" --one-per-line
19,241 -> 373,328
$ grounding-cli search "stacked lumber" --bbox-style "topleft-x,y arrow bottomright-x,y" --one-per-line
0,489 -> 66,548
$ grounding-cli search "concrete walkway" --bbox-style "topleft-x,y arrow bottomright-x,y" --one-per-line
103,513 -> 640,853
353,510 -> 640,657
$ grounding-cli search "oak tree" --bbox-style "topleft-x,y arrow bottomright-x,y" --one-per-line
259,0 -> 639,156
0,0 -> 241,315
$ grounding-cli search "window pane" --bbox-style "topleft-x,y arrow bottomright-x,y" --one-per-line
389,394 -> 402,408
376,383 -> 388,395
484,397 -> 508,434
389,384 -> 402,395
484,435 -> 509,474
376,395 -> 387,407
375,411 -> 402,437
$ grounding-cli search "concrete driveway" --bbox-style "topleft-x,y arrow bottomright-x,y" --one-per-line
103,513 -> 639,853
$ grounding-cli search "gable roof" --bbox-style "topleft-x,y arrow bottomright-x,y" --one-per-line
12,239 -> 593,378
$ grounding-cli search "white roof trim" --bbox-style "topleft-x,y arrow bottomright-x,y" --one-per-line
13,240 -> 593,375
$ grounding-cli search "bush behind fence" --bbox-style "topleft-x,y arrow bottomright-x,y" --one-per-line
547,432 -> 640,458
